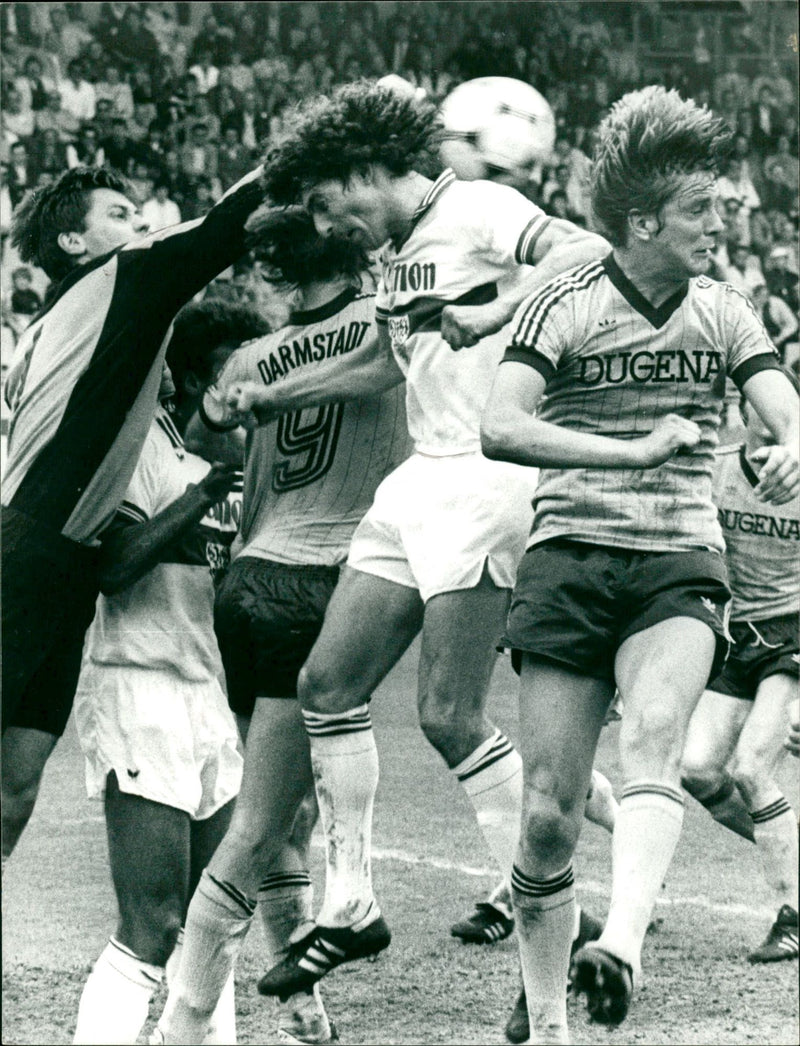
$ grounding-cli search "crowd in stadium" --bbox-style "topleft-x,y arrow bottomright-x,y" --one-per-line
1,1 -> 798,360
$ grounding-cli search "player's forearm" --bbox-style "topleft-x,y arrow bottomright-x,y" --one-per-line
98,485 -> 217,596
481,411 -> 646,469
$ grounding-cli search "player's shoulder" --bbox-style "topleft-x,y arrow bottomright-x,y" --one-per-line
526,257 -> 607,310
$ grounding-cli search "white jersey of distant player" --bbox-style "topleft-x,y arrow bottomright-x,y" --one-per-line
216,288 -> 412,566
82,407 -> 242,681
376,168 -> 551,456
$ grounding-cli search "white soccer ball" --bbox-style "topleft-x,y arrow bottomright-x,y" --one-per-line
439,77 -> 556,184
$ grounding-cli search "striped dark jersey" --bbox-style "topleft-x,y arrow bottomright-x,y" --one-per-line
504,255 -> 782,553
2,170 -> 263,545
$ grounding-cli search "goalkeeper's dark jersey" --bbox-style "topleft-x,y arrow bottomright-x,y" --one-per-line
2,171 -> 263,545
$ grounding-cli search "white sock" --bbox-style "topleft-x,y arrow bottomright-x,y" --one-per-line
158,870 -> 254,1044
303,705 -> 380,929
167,927 -> 236,1046
257,870 -> 314,963
598,782 -> 685,977
453,729 -> 523,880
511,864 -> 575,1045
487,878 -> 512,915
74,937 -> 163,1045
750,793 -> 799,910
584,769 -> 618,834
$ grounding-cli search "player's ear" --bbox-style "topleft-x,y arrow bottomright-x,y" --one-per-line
627,210 -> 658,243
57,230 -> 87,257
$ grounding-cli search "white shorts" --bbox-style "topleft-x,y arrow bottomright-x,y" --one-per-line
347,451 -> 538,602
74,664 -> 243,820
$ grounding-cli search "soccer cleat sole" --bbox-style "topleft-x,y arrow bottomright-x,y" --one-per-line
258,917 -> 391,1000
570,946 -> 634,1026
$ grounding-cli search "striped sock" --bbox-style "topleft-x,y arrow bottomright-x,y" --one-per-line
157,870 -> 255,1045
73,937 -> 163,1045
257,870 -> 314,964
304,705 -> 380,929
598,781 -> 685,976
453,729 -> 523,879
512,865 -> 575,1045
750,793 -> 799,910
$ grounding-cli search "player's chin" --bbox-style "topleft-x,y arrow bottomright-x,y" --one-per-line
690,249 -> 714,274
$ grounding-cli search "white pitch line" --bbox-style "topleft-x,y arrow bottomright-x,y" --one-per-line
313,840 -> 775,921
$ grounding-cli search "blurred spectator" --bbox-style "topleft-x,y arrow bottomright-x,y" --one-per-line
565,80 -> 601,149
190,13 -> 235,67
211,80 -> 241,127
225,49 -> 256,95
95,2 -> 128,55
141,181 -> 182,232
129,157 -> 155,204
152,54 -> 182,108
111,6 -> 161,76
0,165 -> 13,255
217,126 -> 252,190
2,85 -> 36,156
9,265 -> 43,322
717,157 -> 761,245
251,38 -> 292,91
185,94 -> 221,143
721,243 -> 764,299
751,282 -> 799,367
222,89 -> 269,153
566,31 -> 605,81
59,59 -> 96,123
751,61 -> 796,115
127,101 -> 155,144
181,175 -> 216,221
6,141 -> 33,208
761,134 -> 799,213
180,122 -> 219,189
15,55 -> 55,112
713,56 -> 750,113
188,49 -> 221,96
750,85 -> 785,157
65,124 -> 105,169
80,39 -> 109,85
93,97 -> 116,141
101,117 -> 138,175
94,63 -> 135,121
28,127 -> 67,182
541,162 -> 587,220
156,147 -> 192,210
44,5 -> 92,76
34,90 -> 81,142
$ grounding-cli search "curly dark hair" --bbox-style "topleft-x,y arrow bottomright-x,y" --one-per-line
166,300 -> 270,402
263,80 -> 442,205
10,166 -> 135,280
251,206 -> 371,288
591,86 -> 733,247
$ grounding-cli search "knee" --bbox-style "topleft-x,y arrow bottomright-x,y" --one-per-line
417,693 -> 481,764
297,659 -> 353,713
621,705 -> 687,778
680,755 -> 724,801
520,787 -> 581,867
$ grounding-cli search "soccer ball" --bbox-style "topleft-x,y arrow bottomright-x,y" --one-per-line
440,77 -> 556,185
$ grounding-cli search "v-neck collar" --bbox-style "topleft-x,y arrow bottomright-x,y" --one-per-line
603,253 -> 688,329
391,168 -> 456,251
738,444 -> 761,489
290,286 -> 358,325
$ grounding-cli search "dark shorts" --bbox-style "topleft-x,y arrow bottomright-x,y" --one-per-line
214,555 -> 340,716
503,539 -> 731,685
709,612 -> 799,701
2,506 -> 100,736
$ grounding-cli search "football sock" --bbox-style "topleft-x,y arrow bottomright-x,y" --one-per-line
303,705 -> 380,930
696,777 -> 755,842
487,878 -> 513,915
257,870 -> 314,963
597,781 -> 685,977
73,937 -> 163,1045
166,928 -> 236,1046
584,769 -> 618,834
157,870 -> 254,1045
511,864 -> 575,1045
750,792 -> 799,910
453,729 -> 523,879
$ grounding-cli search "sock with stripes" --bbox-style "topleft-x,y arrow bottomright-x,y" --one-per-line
257,870 -> 314,964
512,865 -> 575,1045
157,869 -> 255,1045
750,792 -> 799,910
597,781 -> 685,977
584,769 -> 618,835
453,729 -> 523,880
73,937 -> 163,1045
304,705 -> 380,930
166,927 -> 236,1046
696,777 -> 755,842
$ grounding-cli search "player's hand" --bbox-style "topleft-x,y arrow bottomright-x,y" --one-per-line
750,444 -> 800,506
224,381 -> 276,427
442,303 -> 504,351
634,414 -> 702,467
198,462 -> 240,502
785,699 -> 800,758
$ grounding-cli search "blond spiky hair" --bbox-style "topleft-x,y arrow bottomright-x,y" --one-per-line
591,86 -> 732,246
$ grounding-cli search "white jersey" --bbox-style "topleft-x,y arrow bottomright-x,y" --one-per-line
82,406 -> 242,680
376,169 -> 552,455
209,288 -> 411,566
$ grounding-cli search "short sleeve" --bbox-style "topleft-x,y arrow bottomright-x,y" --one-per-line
501,281 -> 572,382
200,342 -> 264,431
117,427 -> 162,524
474,182 -> 553,266
722,286 -> 783,389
